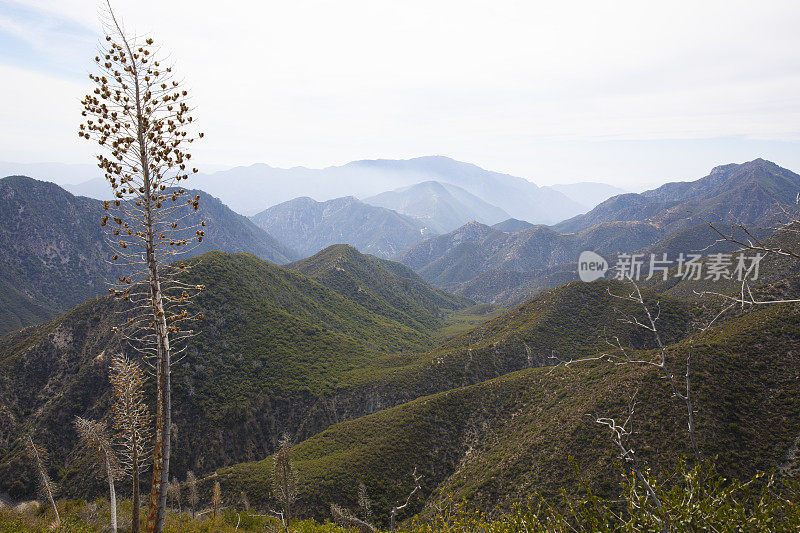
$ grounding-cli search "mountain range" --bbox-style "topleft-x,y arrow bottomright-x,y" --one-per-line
556,158 -> 798,234
4,158 -> 798,324
400,222 -> 580,290
64,156 -> 613,225
2,157 -> 800,524
0,176 -> 297,335
187,156 -> 588,224
403,158 -> 800,303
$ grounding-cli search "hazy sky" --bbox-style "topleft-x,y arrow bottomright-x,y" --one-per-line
2,0 -> 800,189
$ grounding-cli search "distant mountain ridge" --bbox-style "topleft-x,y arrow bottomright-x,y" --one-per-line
492,218 -> 535,233
67,156 -> 588,225
400,159 -> 800,303
400,221 -> 581,290
556,158 -> 800,234
9,158 -> 799,309
251,196 -> 430,259
0,176 -> 297,334
347,157 -> 585,224
363,180 -> 510,233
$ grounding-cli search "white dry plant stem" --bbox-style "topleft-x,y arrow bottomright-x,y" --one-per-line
166,477 -> 181,514
75,417 -> 121,533
390,467 -> 422,533
212,480 -> 222,519
24,434 -> 60,527
594,391 -> 669,532
186,470 -> 198,519
110,353 -> 151,533
330,503 -> 377,533
272,434 -> 298,533
358,481 -> 372,523
697,209 -> 800,324
79,2 -> 206,532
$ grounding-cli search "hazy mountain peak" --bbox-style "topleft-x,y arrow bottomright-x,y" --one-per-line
492,218 -> 535,233
251,195 -> 430,259
363,180 -> 509,233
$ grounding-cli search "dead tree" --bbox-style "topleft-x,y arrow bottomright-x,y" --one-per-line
110,353 -> 151,533
390,467 -> 422,533
604,277 -> 701,463
331,503 -> 376,532
186,471 -> 198,519
212,481 -> 221,519
705,210 -> 800,262
24,434 -> 60,527
594,392 -> 668,532
79,3 -> 205,532
553,273 -> 700,462
357,482 -> 372,524
273,434 -> 298,532
699,214 -> 800,315
550,273 -> 701,528
75,417 -> 120,532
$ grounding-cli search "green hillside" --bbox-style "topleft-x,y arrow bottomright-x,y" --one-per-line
0,251 -> 469,498
0,259 -> 695,502
212,302 -> 800,522
0,279 -> 58,335
286,244 -> 472,335
3,246 -> 799,530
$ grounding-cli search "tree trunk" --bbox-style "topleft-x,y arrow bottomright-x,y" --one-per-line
107,456 -> 117,533
146,270 -> 171,533
135,77 -> 172,533
44,477 -> 60,528
29,437 -> 59,527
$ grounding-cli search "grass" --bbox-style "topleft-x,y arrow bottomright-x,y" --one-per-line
433,303 -> 507,344
5,462 -> 800,532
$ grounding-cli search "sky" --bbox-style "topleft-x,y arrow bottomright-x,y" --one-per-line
1,0 -> 800,190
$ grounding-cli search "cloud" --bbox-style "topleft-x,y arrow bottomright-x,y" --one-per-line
2,0 -> 800,186
0,1 -> 96,77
